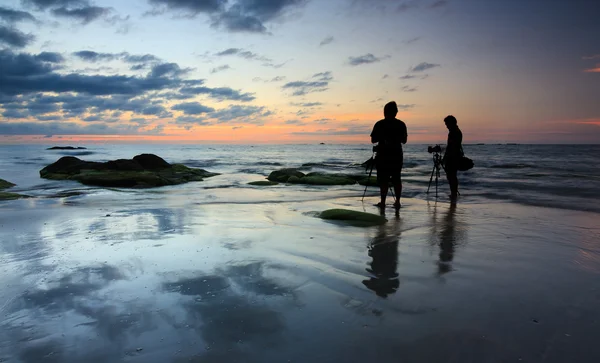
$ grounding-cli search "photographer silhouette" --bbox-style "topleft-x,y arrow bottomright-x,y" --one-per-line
370,102 -> 408,209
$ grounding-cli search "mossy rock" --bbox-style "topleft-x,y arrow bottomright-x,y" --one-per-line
0,178 -> 16,190
0,192 -> 28,200
318,209 -> 387,227
268,168 -> 363,186
357,176 -> 378,186
267,168 -> 305,182
301,172 -> 356,185
248,180 -> 279,186
40,154 -> 219,188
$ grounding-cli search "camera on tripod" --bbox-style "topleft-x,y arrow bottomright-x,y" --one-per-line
427,145 -> 442,154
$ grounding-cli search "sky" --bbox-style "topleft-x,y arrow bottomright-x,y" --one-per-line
0,0 -> 599,144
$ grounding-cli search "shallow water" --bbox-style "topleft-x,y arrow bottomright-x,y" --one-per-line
1,144 -> 600,362
1,143 -> 600,212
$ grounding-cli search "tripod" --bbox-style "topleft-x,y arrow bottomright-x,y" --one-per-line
427,152 -> 445,199
362,152 -> 395,203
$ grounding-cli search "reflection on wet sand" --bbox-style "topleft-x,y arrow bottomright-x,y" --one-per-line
2,197 -> 600,362
362,209 -> 401,297
438,202 -> 458,275
428,202 -> 467,276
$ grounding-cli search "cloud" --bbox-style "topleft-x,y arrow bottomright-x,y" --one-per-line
583,54 -> 600,60
290,102 -> 323,107
0,25 -> 35,48
147,0 -> 224,15
149,62 -> 192,78
282,81 -> 328,96
22,0 -> 112,24
0,120 -> 158,135
21,0 -> 88,10
51,5 -> 110,23
584,64 -> 600,73
382,74 -> 389,79
319,36 -> 334,46
210,104 -> 271,124
347,53 -> 386,66
403,36 -> 421,44
252,75 -> 286,83
0,6 -> 37,22
397,1 -> 419,12
312,71 -> 333,81
401,86 -> 418,92
409,62 -> 440,72
36,51 -> 65,63
215,47 -> 271,62
73,51 -> 162,69
172,102 -> 215,115
210,64 -> 231,73
284,119 -> 305,125
180,86 -> 255,102
430,0 -> 448,9
291,127 -> 371,136
73,50 -> 117,62
149,0 -> 306,34
398,103 -> 415,109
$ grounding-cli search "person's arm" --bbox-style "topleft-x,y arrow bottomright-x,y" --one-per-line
401,123 -> 408,144
370,123 -> 379,144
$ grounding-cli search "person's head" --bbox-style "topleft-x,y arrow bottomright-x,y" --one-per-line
444,115 -> 457,130
384,101 -> 398,119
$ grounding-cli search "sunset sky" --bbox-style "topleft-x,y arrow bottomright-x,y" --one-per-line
1,0 -> 599,144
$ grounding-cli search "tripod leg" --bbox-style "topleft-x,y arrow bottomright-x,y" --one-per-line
427,164 -> 436,193
362,162 -> 374,202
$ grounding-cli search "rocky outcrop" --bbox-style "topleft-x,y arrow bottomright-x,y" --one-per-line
47,146 -> 87,150
267,168 -> 373,186
318,209 -> 387,227
40,154 -> 219,188
0,178 -> 27,200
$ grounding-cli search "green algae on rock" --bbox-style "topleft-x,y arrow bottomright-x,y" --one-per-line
0,178 -> 16,190
248,181 -> 279,186
0,192 -> 26,200
40,154 -> 219,188
267,168 -> 372,186
0,179 -> 29,200
318,209 -> 387,227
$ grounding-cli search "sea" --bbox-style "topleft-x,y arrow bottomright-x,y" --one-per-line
1,143 -> 600,213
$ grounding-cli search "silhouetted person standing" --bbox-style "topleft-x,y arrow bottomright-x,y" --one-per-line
370,102 -> 408,209
442,115 -> 463,200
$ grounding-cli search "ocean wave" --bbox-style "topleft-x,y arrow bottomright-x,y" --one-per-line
489,163 -> 536,169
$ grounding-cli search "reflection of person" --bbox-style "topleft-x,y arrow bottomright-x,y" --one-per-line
370,101 -> 408,209
442,115 -> 463,200
362,210 -> 401,297
438,202 -> 457,275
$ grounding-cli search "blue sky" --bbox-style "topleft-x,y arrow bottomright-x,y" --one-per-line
1,0 -> 599,143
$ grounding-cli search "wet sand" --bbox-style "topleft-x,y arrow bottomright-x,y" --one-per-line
1,193 -> 599,363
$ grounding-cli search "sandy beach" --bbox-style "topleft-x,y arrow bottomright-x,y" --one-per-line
1,181 -> 599,362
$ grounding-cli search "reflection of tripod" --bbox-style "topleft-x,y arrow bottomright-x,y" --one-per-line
427,152 -> 445,198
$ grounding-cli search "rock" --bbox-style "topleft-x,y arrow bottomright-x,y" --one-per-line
318,209 -> 387,227
133,154 -> 171,170
299,172 -> 356,185
40,154 -> 219,188
0,179 -> 28,200
0,178 -> 16,190
267,168 -> 305,182
248,181 -> 279,186
357,176 -> 378,186
47,146 -> 86,150
0,192 -> 27,201
267,168 -> 374,186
